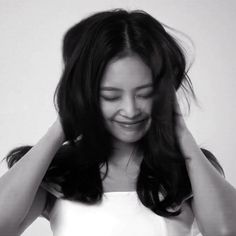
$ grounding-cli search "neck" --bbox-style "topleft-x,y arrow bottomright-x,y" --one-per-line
109,140 -> 143,169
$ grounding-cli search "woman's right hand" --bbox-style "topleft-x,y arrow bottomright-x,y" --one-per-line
0,115 -> 66,234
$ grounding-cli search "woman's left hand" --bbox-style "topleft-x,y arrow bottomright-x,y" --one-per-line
173,93 -> 236,236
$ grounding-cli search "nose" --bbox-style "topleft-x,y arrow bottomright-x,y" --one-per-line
119,95 -> 141,119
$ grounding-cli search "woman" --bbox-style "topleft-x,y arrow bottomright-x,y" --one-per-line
1,8 -> 236,236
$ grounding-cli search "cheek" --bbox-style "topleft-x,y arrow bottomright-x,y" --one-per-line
100,101 -> 116,119
140,99 -> 153,114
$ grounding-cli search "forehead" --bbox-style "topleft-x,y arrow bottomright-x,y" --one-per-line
100,55 -> 152,88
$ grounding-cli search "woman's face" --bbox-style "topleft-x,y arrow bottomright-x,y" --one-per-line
100,54 -> 153,144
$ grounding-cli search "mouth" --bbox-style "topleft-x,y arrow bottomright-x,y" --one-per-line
113,118 -> 149,130
114,118 -> 147,124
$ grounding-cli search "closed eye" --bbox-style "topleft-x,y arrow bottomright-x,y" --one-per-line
100,89 -> 153,101
101,96 -> 120,101
101,94 -> 152,101
136,91 -> 153,99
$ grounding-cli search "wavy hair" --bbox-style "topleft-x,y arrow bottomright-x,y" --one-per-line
3,9 -> 224,217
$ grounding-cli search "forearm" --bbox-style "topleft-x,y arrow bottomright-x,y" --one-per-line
181,132 -> 236,236
0,123 -> 64,228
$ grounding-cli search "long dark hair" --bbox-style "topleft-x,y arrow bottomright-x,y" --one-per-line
3,9 -> 224,217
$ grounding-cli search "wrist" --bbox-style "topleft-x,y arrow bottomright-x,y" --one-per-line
47,122 -> 65,145
178,131 -> 200,160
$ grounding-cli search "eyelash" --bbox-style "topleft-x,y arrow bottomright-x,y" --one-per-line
101,93 -> 153,102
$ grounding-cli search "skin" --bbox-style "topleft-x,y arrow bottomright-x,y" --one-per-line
100,54 -> 153,168
98,53 -> 156,192
2,53 -> 235,235
99,53 -> 236,235
173,91 -> 236,235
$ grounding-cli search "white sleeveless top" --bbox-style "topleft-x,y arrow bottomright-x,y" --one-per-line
44,187 -> 202,236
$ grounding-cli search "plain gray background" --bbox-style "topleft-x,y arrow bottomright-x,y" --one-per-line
0,0 -> 235,235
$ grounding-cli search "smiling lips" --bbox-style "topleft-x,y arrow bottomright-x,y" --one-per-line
113,119 -> 148,130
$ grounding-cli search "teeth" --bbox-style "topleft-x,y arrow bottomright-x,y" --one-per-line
123,124 -> 131,127
114,120 -> 146,129
120,123 -> 140,128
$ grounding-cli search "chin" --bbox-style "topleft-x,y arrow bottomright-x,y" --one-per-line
117,136 -> 142,144
112,129 -> 148,144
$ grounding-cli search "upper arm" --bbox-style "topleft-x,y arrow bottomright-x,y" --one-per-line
188,148 -> 225,234
17,186 -> 48,235
188,148 -> 225,211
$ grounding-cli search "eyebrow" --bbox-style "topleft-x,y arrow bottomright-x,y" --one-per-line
101,83 -> 153,91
